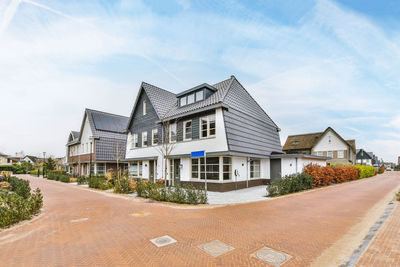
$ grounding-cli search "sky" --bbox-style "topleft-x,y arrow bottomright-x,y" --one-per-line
1,0 -> 400,162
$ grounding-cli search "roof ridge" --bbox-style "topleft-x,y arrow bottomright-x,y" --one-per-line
85,108 -> 129,119
142,81 -> 176,96
219,76 -> 236,102
287,132 -> 324,137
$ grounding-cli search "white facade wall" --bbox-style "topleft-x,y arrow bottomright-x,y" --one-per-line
312,129 -> 348,153
281,157 -> 327,177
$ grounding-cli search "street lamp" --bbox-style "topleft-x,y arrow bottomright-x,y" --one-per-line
89,136 -> 94,178
43,152 -> 46,177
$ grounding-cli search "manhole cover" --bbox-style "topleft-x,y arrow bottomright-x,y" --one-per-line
252,247 -> 291,266
150,235 -> 177,247
198,240 -> 234,257
130,211 -> 151,217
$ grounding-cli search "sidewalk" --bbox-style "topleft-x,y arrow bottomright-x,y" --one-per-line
356,201 -> 400,266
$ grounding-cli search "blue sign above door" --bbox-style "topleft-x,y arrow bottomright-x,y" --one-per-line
191,150 -> 205,158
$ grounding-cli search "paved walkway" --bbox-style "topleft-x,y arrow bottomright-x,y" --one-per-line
357,201 -> 400,267
1,173 -> 399,266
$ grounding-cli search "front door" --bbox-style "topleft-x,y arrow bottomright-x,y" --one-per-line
270,159 -> 282,181
173,159 -> 180,185
149,160 -> 155,182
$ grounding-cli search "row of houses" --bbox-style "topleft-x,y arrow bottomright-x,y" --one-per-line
65,76 -> 379,192
0,153 -> 40,165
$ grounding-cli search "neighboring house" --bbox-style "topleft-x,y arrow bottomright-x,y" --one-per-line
283,127 -> 356,164
21,155 -> 38,164
66,109 -> 129,177
0,152 -> 9,165
7,157 -> 21,164
356,149 -> 373,166
124,75 -> 326,191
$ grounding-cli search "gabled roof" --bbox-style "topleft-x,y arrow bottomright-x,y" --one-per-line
283,127 -> 356,153
0,152 -> 8,157
126,75 -> 280,130
23,155 -> 38,162
357,148 -> 373,159
71,131 -> 80,140
176,83 -> 217,97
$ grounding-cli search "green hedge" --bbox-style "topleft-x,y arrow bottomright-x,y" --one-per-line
0,177 -> 43,228
30,170 -> 43,176
46,170 -> 70,182
355,165 -> 376,178
135,180 -> 207,204
88,175 -> 113,190
268,173 -> 314,197
0,165 -> 14,172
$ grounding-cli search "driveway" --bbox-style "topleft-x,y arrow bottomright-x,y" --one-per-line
1,173 -> 399,266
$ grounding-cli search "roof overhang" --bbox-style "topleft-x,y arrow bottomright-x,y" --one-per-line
176,83 -> 217,98
160,102 -> 229,122
270,153 -> 330,160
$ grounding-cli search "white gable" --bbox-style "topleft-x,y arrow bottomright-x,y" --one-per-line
312,129 -> 348,152
79,116 -> 94,154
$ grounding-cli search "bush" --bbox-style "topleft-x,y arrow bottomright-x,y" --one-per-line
303,164 -> 360,187
355,165 -> 376,178
135,180 -> 206,204
8,176 -> 31,199
0,165 -> 14,172
59,175 -> 70,183
0,177 -> 43,228
47,170 -> 69,182
12,164 -> 26,174
0,182 -> 11,190
88,175 -> 112,190
30,170 -> 43,176
77,176 -> 87,185
268,173 -> 314,197
114,177 -> 133,194
396,190 -> 400,201
378,167 -> 385,174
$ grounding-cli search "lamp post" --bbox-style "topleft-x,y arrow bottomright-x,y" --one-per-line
89,139 -> 93,178
43,152 -> 46,178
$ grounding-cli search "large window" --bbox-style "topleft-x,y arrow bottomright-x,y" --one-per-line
142,131 -> 147,147
327,151 -> 333,158
191,157 -> 219,180
250,160 -> 260,178
129,161 -> 142,177
96,163 -> 105,175
223,157 -> 232,180
338,150 -> 344,158
152,128 -> 158,145
169,123 -> 177,143
200,114 -> 216,138
180,97 -> 187,106
180,90 -> 205,107
183,120 -> 192,141
317,151 -> 323,156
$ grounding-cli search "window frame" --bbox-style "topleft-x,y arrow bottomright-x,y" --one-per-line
196,90 -> 204,101
183,120 -> 192,141
200,114 -> 216,139
142,131 -> 148,147
143,100 -> 147,116
169,123 -> 177,143
327,151 -> 333,158
180,97 -> 187,107
152,128 -> 159,146
250,159 -> 261,179
338,150 -> 344,159
223,157 -> 232,180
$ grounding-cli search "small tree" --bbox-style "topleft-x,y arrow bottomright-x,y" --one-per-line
21,162 -> 33,172
156,119 -> 177,187
44,158 -> 56,171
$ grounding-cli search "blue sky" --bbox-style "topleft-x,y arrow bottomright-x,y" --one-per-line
1,0 -> 400,162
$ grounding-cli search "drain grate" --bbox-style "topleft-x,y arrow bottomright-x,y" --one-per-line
252,247 -> 291,266
150,235 -> 177,247
198,240 -> 234,257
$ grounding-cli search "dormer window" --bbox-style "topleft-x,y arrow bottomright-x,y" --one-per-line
180,97 -> 187,106
292,141 -> 299,145
196,90 -> 203,101
187,93 -> 195,104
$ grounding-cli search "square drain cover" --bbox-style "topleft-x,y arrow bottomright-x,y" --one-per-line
150,235 -> 177,247
252,247 -> 291,266
198,240 -> 234,257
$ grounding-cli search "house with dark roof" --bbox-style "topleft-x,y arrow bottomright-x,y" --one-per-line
66,108 -> 129,176
124,75 -> 327,191
21,155 -> 39,164
283,127 -> 356,164
356,149 -> 378,166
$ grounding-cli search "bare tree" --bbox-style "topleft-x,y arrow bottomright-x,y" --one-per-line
156,119 -> 177,187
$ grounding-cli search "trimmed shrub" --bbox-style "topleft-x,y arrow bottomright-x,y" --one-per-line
135,179 -> 207,204
8,176 -> 31,199
0,177 -> 43,228
0,165 -> 14,172
396,190 -> 400,201
59,175 -> 71,183
355,165 -> 376,178
88,175 -> 112,190
378,167 -> 385,174
114,177 -> 133,194
30,170 -> 43,176
77,176 -> 87,185
303,164 -> 360,187
268,173 -> 314,197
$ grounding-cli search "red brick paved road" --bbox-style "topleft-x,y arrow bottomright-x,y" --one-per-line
357,201 -> 400,267
1,173 -> 399,267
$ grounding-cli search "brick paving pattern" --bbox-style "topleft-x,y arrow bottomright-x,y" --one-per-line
0,173 -> 399,267
356,201 -> 400,267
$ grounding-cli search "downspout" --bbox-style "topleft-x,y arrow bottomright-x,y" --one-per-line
295,157 -> 298,174
246,157 -> 249,188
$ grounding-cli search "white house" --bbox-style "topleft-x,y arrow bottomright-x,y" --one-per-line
124,76 -> 327,191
